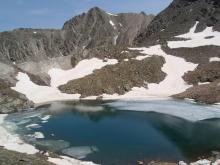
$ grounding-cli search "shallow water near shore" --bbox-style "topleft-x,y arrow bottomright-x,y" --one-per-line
3,100 -> 220,165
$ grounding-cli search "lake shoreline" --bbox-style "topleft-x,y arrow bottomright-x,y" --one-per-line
1,100 -> 220,165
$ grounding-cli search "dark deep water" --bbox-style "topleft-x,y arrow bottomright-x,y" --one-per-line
4,100 -> 220,165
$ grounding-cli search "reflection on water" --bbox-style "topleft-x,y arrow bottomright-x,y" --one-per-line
4,100 -> 220,165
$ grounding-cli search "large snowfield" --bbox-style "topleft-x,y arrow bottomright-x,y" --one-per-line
103,45 -> 197,99
12,58 -> 118,104
12,45 -> 198,103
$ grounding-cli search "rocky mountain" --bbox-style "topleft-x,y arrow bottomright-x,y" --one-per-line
134,0 -> 220,46
63,7 -> 154,48
0,7 -> 154,113
1,1 -> 220,113
134,0 -> 220,104
0,7 -> 153,65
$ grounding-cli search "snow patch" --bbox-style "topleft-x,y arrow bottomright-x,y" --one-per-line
180,159 -> 220,165
109,20 -> 116,29
126,45 -> 198,98
113,35 -> 118,45
190,159 -> 211,165
121,50 -> 129,54
49,58 -> 118,88
0,114 -> 39,154
198,82 -> 210,85
106,12 -> 118,16
12,58 -> 118,104
12,72 -> 80,104
168,21 -> 220,48
210,57 -> 220,62
48,156 -> 98,165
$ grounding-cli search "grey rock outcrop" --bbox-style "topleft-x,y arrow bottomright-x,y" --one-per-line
0,7 -> 153,65
59,56 -> 166,98
134,0 -> 220,46
0,79 -> 34,114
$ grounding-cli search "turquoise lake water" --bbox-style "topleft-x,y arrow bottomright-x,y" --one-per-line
4,100 -> 220,165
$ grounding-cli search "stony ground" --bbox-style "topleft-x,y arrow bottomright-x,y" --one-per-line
173,80 -> 220,104
163,46 -> 220,64
0,79 -> 34,114
183,62 -> 220,85
172,61 -> 220,104
59,56 -> 166,98
0,148 -> 53,165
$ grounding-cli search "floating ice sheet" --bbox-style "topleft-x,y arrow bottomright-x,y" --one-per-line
35,140 -> 70,151
106,100 -> 220,122
62,146 -> 98,159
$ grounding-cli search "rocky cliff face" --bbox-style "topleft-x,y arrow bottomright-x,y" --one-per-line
0,79 -> 34,113
134,0 -> 220,46
0,7 -> 154,112
0,7 -> 153,65
63,7 -> 153,47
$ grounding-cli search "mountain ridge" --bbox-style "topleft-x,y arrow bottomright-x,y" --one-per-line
134,0 -> 220,46
1,2 -> 220,114
0,7 -> 154,65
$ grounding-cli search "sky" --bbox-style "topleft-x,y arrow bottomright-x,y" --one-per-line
0,0 -> 172,32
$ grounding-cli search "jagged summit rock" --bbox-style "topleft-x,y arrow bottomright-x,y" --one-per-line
0,7 -> 153,65
63,6 -> 154,48
134,0 -> 220,46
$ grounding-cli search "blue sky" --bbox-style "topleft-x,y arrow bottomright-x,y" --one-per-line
0,0 -> 172,32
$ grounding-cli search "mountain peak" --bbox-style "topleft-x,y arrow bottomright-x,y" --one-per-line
87,6 -> 106,15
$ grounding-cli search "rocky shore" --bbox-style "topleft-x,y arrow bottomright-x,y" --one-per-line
0,147 -> 53,165
1,147 -> 220,165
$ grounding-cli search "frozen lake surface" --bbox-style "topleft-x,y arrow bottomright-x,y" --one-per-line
4,100 -> 220,165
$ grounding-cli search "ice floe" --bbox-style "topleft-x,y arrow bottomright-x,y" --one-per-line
106,100 -> 220,121
0,114 -> 39,154
62,146 -> 98,159
40,115 -> 51,121
74,105 -> 104,112
26,123 -> 42,129
35,140 -> 70,152
29,132 -> 45,139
